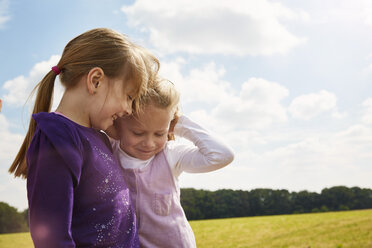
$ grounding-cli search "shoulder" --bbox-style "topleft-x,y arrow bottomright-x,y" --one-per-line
33,112 -> 78,133
32,112 -> 84,151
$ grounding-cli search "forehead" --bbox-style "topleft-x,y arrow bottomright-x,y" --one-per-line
109,76 -> 134,94
122,105 -> 172,130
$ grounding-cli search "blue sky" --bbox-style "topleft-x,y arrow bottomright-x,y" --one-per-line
1,0 -> 372,210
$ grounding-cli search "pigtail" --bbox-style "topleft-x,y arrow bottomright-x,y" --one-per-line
9,71 -> 57,178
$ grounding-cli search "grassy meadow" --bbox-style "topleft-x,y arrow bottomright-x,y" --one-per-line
1,209 -> 371,248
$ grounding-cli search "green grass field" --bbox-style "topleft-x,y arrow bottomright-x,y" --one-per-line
1,209 -> 371,248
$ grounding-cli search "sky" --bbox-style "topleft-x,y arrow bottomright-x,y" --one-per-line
1,0 -> 372,211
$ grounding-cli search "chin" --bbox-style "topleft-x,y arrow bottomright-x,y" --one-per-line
140,150 -> 163,160
135,151 -> 156,160
138,154 -> 154,160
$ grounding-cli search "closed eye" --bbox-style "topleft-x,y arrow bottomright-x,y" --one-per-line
133,131 -> 144,136
155,133 -> 167,137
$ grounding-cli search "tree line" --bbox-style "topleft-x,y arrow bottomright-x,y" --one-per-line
180,186 -> 372,220
0,202 -> 28,234
1,186 -> 372,233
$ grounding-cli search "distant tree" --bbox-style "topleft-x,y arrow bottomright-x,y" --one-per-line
234,190 -> 251,217
338,204 -> 349,211
311,207 -> 320,213
2,185 -> 372,234
199,190 -> 216,219
212,190 -> 237,218
248,189 -> 271,216
350,187 -> 372,209
320,205 -> 329,212
0,202 -> 28,233
22,208 -> 29,227
265,189 -> 292,215
321,186 -> 354,211
181,188 -> 204,220
292,190 -> 321,213
180,186 -> 372,221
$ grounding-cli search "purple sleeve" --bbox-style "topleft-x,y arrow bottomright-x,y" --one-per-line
27,128 -> 82,248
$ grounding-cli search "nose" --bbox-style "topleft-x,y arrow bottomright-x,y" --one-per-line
142,136 -> 155,148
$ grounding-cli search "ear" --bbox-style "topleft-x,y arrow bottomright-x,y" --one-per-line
86,67 -> 105,95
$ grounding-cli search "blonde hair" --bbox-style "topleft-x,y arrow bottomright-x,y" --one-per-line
139,78 -> 180,113
137,78 -> 180,140
9,28 -> 159,178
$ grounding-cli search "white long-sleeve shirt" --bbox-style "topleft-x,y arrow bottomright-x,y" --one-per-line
112,115 -> 234,182
111,115 -> 234,247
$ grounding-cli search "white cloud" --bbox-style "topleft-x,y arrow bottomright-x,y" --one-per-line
2,55 -> 64,111
337,124 -> 372,146
361,0 -> 372,27
0,0 -> 10,28
160,61 -> 233,105
0,114 -> 23,162
160,59 -> 289,130
0,176 -> 27,210
212,78 -> 289,129
238,120 -> 372,191
2,75 -> 30,106
180,119 -> 372,193
156,57 -> 372,192
289,90 -> 337,120
308,0 -> 372,28
364,8 -> 372,27
0,113 -> 27,210
361,98 -> 372,124
122,0 -> 306,56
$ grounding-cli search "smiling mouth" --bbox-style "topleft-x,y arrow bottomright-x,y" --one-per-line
138,149 -> 154,154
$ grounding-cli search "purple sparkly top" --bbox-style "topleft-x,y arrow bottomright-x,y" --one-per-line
26,112 -> 139,248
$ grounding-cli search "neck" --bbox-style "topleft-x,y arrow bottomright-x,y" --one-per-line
56,86 -> 91,128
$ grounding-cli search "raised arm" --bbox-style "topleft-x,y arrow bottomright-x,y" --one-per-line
168,115 -> 234,177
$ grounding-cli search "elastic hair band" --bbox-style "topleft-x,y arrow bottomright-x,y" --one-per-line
51,66 -> 61,75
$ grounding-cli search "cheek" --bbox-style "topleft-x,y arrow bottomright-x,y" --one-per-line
128,134 -> 147,147
106,94 -> 123,113
111,98 -> 123,112
124,136 -> 138,147
157,138 -> 168,149
119,130 -> 136,146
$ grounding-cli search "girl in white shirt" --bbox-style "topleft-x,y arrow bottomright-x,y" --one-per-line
109,78 -> 234,248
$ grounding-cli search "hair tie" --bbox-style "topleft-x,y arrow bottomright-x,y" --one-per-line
51,66 -> 61,75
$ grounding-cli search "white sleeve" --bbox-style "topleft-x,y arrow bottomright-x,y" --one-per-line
167,115 -> 234,178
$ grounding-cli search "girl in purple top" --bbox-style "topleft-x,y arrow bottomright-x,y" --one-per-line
9,28 -> 159,248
